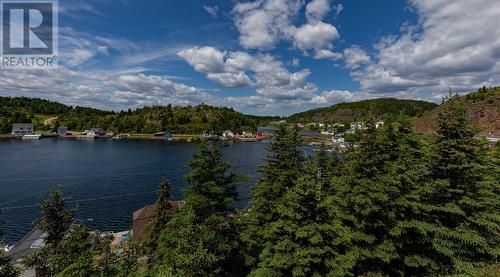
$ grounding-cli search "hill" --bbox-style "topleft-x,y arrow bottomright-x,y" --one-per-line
289,98 -> 438,123
415,86 -> 500,135
0,97 -> 277,134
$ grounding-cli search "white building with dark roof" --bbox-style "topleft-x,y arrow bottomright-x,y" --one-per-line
11,123 -> 34,136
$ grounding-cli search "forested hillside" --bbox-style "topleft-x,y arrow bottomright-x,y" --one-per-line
0,97 -> 276,134
289,98 -> 437,123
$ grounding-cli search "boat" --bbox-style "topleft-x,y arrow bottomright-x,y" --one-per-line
22,134 -> 41,140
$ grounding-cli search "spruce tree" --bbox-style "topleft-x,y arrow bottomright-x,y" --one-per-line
242,125 -> 305,268
154,138 -> 244,276
402,95 -> 500,275
326,118 -> 431,276
35,186 -> 77,246
143,178 -> 175,254
23,186 -> 77,276
251,160 -> 345,276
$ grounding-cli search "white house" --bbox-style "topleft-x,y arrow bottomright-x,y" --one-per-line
223,130 -> 234,138
11,123 -> 34,136
332,136 -> 345,144
376,121 -> 385,128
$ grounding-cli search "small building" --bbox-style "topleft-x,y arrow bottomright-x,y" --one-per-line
90,128 -> 105,135
223,130 -> 234,138
375,121 -> 385,129
132,200 -> 183,241
255,131 -> 264,138
11,123 -> 34,136
57,126 -> 68,136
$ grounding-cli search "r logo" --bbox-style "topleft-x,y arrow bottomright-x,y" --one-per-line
2,1 -> 53,55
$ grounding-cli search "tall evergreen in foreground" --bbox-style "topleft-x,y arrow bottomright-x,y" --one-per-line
154,138 -> 245,276
242,125 -> 305,268
406,95 -> 500,275
250,160 -> 344,276
325,118 -> 431,276
23,186 -> 78,276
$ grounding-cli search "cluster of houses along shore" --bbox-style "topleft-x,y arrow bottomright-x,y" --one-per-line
8,122 -> 499,147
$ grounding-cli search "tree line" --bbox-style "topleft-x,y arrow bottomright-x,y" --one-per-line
0,97 -> 276,134
1,94 -> 498,276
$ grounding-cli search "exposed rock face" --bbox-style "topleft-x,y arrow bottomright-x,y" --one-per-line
415,89 -> 500,135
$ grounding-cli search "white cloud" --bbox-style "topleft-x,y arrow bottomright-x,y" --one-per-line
203,5 -> 219,18
343,45 -> 371,69
291,58 -> 300,67
207,72 -> 253,87
351,0 -> 500,97
292,21 -> 340,51
314,49 -> 343,60
232,0 -> 340,59
177,46 -> 226,74
306,0 -> 330,22
177,46 -> 350,109
310,90 -> 353,104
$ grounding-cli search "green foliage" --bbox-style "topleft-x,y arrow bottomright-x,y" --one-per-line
251,160 -> 344,276
153,139 -> 245,276
0,96 -> 276,134
242,125 -> 307,272
143,179 -> 175,255
35,186 -> 77,246
404,94 -> 500,275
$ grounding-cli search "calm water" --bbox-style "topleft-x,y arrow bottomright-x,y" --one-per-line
0,139 -> 270,243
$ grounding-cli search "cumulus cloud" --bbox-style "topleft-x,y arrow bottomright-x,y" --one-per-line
177,46 -> 353,109
305,0 -> 330,22
292,21 -> 340,51
351,0 -> 500,97
232,0 -> 341,59
207,72 -> 253,88
343,45 -> 371,69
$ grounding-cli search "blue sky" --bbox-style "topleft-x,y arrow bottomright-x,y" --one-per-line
1,0 -> 499,115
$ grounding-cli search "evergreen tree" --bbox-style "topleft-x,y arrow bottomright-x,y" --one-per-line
251,160 -> 345,276
35,186 -> 77,246
242,125 -> 305,268
326,118 -> 431,276
23,186 -> 77,276
143,178 -> 175,255
154,138 -> 245,276
400,95 -> 500,275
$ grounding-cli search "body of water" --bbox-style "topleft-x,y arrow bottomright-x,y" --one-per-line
0,139 -> 270,243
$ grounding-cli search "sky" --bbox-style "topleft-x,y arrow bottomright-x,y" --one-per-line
1,0 -> 499,115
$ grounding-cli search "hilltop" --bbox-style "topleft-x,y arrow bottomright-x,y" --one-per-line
0,97 -> 277,134
289,98 -> 438,123
414,87 -> 500,135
